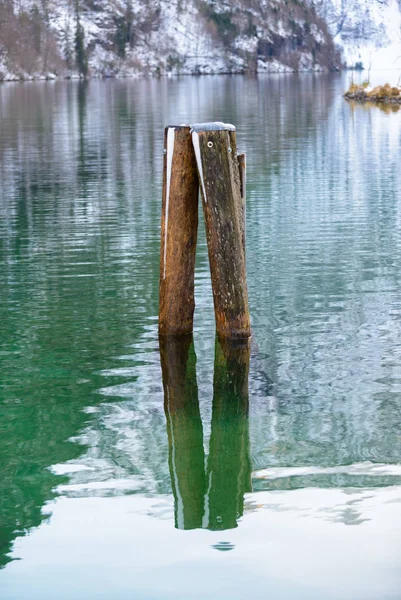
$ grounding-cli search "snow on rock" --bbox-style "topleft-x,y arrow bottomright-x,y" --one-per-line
3,0 -> 401,79
311,0 -> 401,71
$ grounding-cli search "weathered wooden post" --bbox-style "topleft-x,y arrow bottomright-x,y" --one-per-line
159,126 -> 199,336
191,123 -> 251,340
159,121 -> 250,340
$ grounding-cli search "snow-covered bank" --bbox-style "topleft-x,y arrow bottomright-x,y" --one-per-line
0,0 -> 341,81
1,0 -> 401,81
312,0 -> 401,71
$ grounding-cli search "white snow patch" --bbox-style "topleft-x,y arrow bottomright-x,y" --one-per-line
192,131 -> 208,204
313,0 -> 401,71
191,122 -> 235,132
163,127 -> 175,280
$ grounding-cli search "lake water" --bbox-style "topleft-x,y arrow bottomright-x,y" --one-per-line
1,73 -> 401,599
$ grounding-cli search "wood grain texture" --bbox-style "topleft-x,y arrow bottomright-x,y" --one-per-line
194,129 -> 251,339
159,126 -> 199,336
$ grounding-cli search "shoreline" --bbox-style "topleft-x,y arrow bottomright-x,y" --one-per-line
0,67 -> 341,84
4,68 -> 401,86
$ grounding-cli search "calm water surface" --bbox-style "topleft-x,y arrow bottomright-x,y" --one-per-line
1,74 -> 401,599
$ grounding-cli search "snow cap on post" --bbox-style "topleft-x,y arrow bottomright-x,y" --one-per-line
190,122 -> 236,133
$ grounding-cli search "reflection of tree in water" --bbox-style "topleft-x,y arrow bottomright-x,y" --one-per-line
348,100 -> 401,114
161,335 -> 252,532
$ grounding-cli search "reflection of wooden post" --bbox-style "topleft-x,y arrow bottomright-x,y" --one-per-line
159,126 -> 199,336
160,334 -> 252,532
160,335 -> 205,530
204,337 -> 252,530
192,123 -> 251,340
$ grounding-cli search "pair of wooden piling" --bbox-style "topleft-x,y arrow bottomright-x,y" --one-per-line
159,122 -> 251,340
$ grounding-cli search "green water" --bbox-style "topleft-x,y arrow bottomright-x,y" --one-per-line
1,74 -> 401,599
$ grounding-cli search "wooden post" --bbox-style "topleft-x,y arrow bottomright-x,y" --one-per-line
192,123 -> 251,340
160,335 -> 206,530
159,126 -> 199,336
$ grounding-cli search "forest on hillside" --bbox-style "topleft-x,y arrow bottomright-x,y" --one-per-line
0,0 -> 342,79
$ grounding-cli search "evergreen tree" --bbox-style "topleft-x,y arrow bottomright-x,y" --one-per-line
114,0 -> 134,59
63,16 -> 74,70
74,0 -> 88,77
